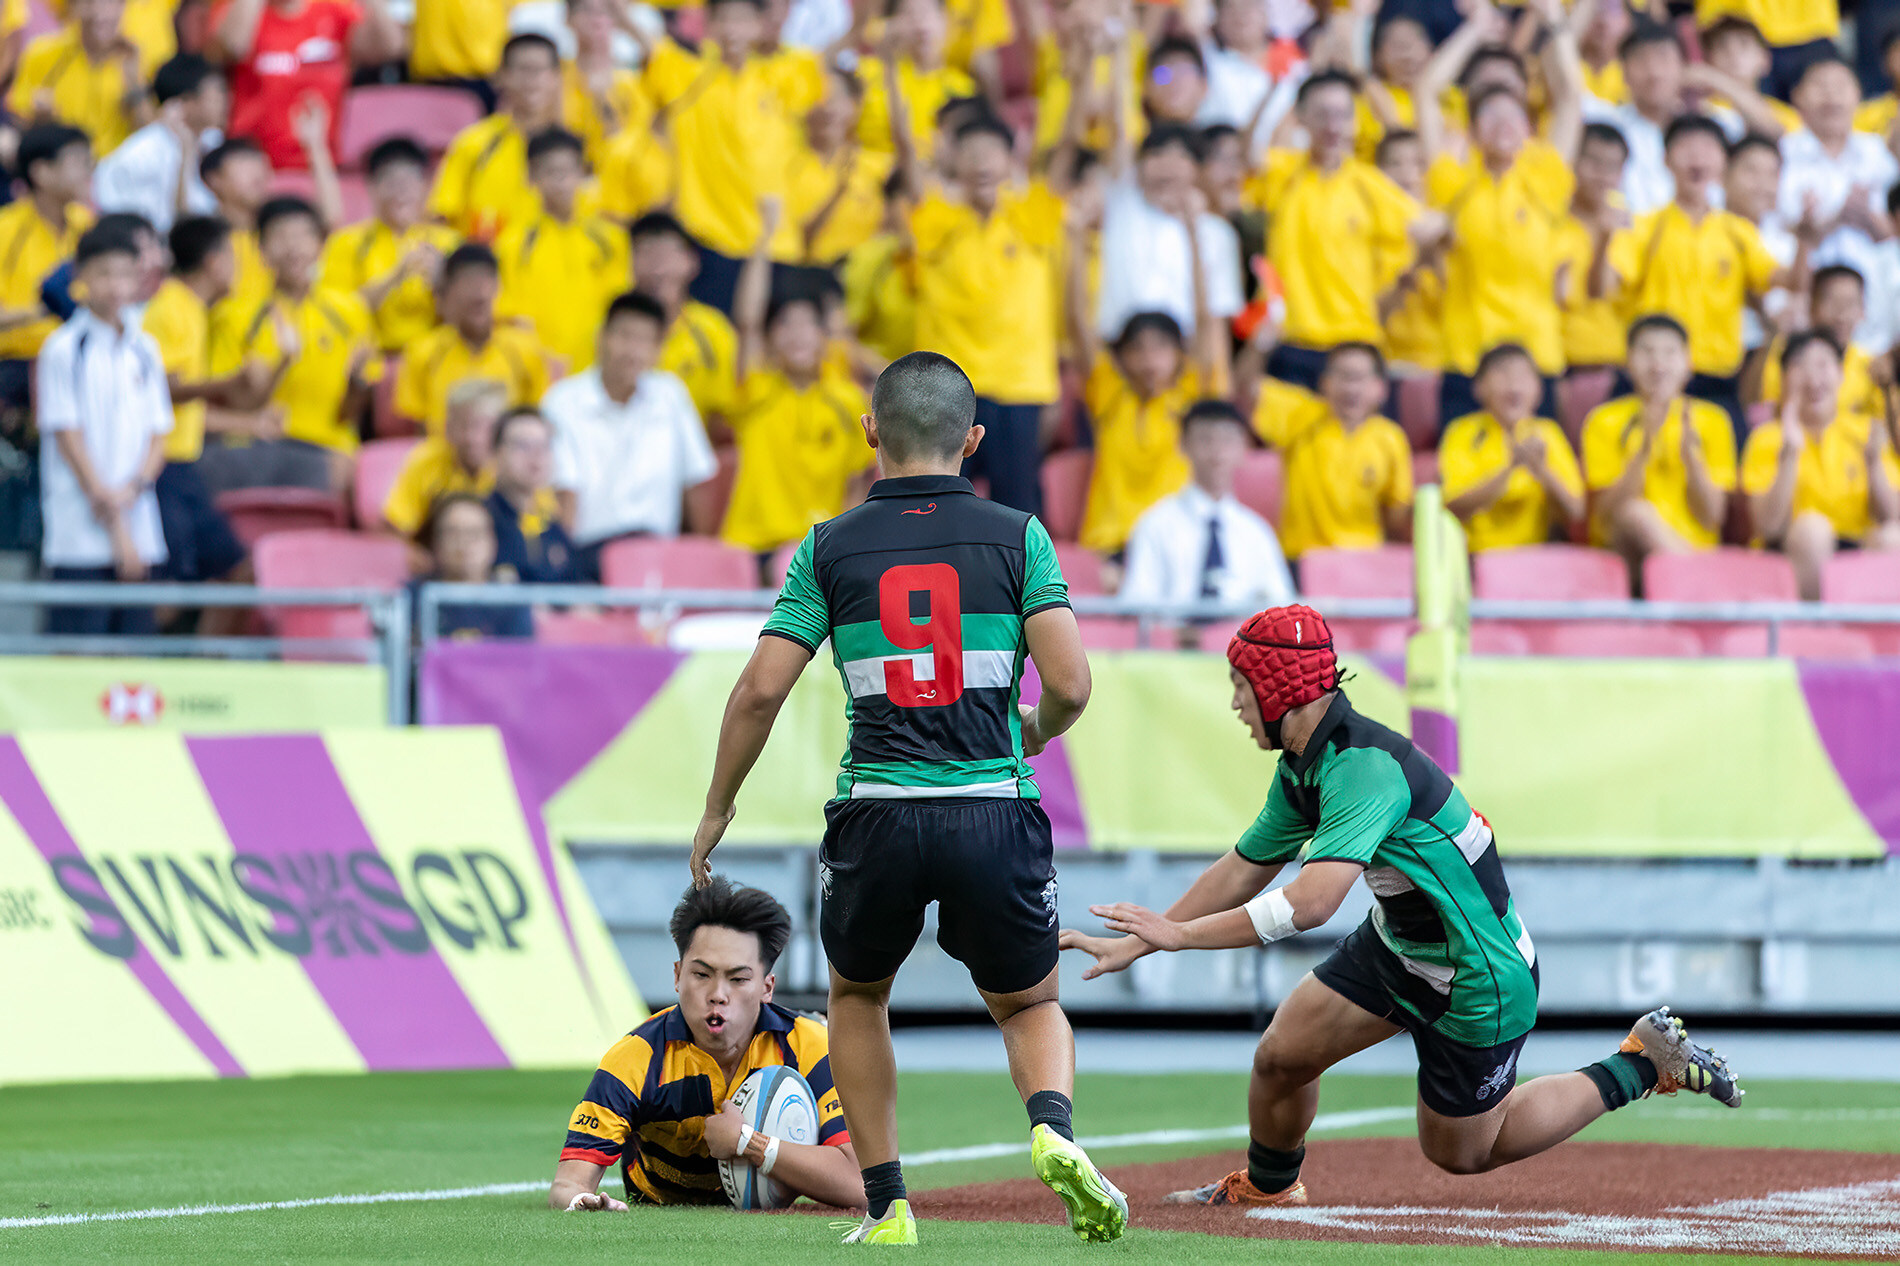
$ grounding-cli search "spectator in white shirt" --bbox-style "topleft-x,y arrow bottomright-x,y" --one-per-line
1582,22 -> 1681,214
545,291 -> 717,581
1190,0 -> 1281,158
93,55 -> 227,236
1098,124 -> 1243,348
1725,133 -> 1796,358
1120,399 -> 1295,630
38,223 -> 174,634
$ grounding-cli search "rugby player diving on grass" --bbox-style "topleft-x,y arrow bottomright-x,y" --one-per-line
1062,604 -> 1743,1208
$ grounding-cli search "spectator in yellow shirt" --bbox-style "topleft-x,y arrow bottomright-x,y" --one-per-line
1440,342 -> 1585,552
201,136 -> 277,320
630,211 -> 741,434
8,0 -> 142,155
789,66 -> 893,267
429,33 -> 564,240
1575,0 -> 1631,107
0,124 -> 94,397
1372,129 -> 1444,375
1248,339 -> 1414,561
1856,29 -> 1898,142
1555,122 -> 1629,375
1750,266 -> 1888,427
496,128 -> 631,372
859,0 -> 975,163
1353,9 -> 1440,164
320,137 -> 459,355
1698,18 -> 1803,140
383,377 -> 505,541
408,0 -> 515,93
395,243 -> 553,433
1581,315 -> 1736,573
562,0 -> 654,166
1693,0 -> 1839,101
841,172 -> 917,368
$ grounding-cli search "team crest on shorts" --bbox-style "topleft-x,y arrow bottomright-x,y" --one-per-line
1477,1049 -> 1520,1100
1040,878 -> 1059,926
818,861 -> 834,898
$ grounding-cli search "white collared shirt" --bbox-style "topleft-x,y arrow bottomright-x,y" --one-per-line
1582,99 -> 1674,214
1196,41 -> 1291,160
1777,128 -> 1900,346
93,123 -> 221,235
37,308 -> 173,568
1119,483 -> 1296,609
544,367 -> 715,546
1097,176 -> 1245,338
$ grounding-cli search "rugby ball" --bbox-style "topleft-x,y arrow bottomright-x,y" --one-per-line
719,1065 -> 821,1210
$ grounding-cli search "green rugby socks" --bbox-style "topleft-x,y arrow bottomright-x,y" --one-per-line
1580,1052 -> 1659,1110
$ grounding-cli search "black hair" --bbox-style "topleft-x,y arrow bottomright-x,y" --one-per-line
200,135 -> 264,183
1296,68 -> 1357,107
934,93 -> 990,128
668,876 -> 793,971
1374,127 -> 1422,167
365,135 -> 429,179
94,211 -> 156,244
954,113 -> 1015,148
1458,44 -> 1525,91
629,211 -> 695,250
1474,341 -> 1536,381
1138,122 -> 1200,161
526,127 -> 586,166
1149,35 -> 1206,78
1626,312 -> 1688,348
440,242 -> 500,287
881,165 -> 908,202
1663,112 -> 1726,152
1888,181 -> 1900,220
829,63 -> 864,100
152,53 -> 217,105
1466,83 -> 1528,127
74,221 -> 140,269
1324,341 -> 1385,376
871,350 -> 976,464
1112,310 -> 1185,355
1700,15 -> 1766,50
1371,12 -> 1427,57
1883,25 -> 1900,61
1812,263 -> 1865,300
1199,122 -> 1239,151
1791,51 -> 1856,95
1068,146 -> 1102,185
17,123 -> 89,190
500,32 -> 560,67
1180,398 -> 1247,433
419,490 -> 494,551
1780,327 -> 1843,371
1618,20 -> 1684,62
494,405 -> 550,448
169,214 -> 232,274
607,289 -> 669,329
764,273 -> 833,331
1580,121 -> 1630,159
1727,130 -> 1780,165
255,194 -> 323,241
707,0 -> 768,10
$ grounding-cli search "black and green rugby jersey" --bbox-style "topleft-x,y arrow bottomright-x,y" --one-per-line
1237,692 -> 1538,1048
761,474 -> 1070,800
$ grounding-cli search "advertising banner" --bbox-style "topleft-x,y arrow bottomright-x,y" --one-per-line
420,643 -> 1894,860
0,657 -> 386,731
0,729 -> 643,1086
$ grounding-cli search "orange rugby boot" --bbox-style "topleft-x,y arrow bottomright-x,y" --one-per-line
1163,1171 -> 1308,1207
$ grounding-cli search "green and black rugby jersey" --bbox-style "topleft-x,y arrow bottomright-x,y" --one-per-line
1237,692 -> 1538,1048
761,474 -> 1070,800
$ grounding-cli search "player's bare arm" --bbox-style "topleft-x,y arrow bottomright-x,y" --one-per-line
693,636 -> 815,888
1061,849 -> 1285,977
548,1158 -> 628,1212
1018,606 -> 1090,756
1089,859 -> 1364,952
702,1100 -> 865,1208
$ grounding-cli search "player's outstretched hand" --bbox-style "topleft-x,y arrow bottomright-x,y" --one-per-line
1089,902 -> 1186,951
690,806 -> 736,890
1059,929 -> 1149,979
565,1191 -> 628,1212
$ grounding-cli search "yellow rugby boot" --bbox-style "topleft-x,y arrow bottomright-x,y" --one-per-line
1030,1124 -> 1129,1243
840,1198 -> 918,1245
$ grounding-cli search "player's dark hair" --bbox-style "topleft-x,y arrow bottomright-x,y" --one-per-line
1619,20 -> 1684,62
74,221 -> 140,269
1149,35 -> 1206,78
1474,342 -> 1536,381
1791,51 -> 1854,95
1374,127 -> 1422,168
872,351 -> 977,464
501,32 -> 560,68
1699,15 -> 1766,51
1458,44 -> 1525,91
1138,122 -> 1200,161
1663,113 -> 1726,153
1780,327 -> 1843,371
256,195 -> 323,241
629,210 -> 696,252
200,135 -> 264,183
1580,121 -> 1629,160
1112,310 -> 1185,355
494,405 -> 550,448
1727,130 -> 1780,166
526,127 -> 586,165
670,877 -> 793,971
440,242 -> 500,288
366,135 -> 429,179
152,53 -> 217,104
1296,68 -> 1357,108
954,113 -> 1015,148
1180,398 -> 1247,433
1325,341 -> 1386,377
608,289 -> 669,330
17,123 -> 90,190
1626,312 -> 1688,348
170,214 -> 232,274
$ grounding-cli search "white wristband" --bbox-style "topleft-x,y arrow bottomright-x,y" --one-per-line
736,1124 -> 755,1159
1243,888 -> 1298,944
760,1136 -> 781,1175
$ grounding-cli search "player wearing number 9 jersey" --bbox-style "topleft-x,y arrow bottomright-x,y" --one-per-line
691,351 -> 1128,1247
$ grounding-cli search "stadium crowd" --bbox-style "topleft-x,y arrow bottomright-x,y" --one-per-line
2,0 -> 1897,637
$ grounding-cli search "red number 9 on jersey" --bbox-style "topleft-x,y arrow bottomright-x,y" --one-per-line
878,563 -> 964,707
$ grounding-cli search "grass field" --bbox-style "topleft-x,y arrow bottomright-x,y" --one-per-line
5,1068 -> 1897,1264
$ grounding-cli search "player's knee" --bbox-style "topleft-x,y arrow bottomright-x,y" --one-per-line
1252,1036 -> 1325,1088
1419,1136 -> 1492,1176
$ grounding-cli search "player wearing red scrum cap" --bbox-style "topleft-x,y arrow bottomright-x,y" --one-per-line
1063,603 -> 1743,1208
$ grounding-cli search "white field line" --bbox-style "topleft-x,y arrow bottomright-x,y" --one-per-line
1,1106 -> 1417,1231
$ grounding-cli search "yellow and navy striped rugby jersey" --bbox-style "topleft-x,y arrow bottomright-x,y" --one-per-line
559,1003 -> 848,1204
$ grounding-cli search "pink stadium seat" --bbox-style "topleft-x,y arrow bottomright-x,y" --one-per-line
268,169 -> 372,225
1233,449 -> 1283,529
371,357 -> 413,438
1472,545 -> 1627,600
337,85 -> 483,167
1054,542 -> 1106,596
768,542 -> 800,587
1412,449 -> 1438,489
1556,368 -> 1616,448
1395,374 -> 1440,449
600,537 -> 758,591
1643,548 -> 1798,603
1329,618 -> 1415,654
1075,617 -> 1142,650
1197,619 -> 1243,652
532,610 -> 657,645
215,487 -> 350,548
1468,621 -> 1532,654
1761,623 -> 1877,660
353,437 -> 421,530
1038,449 -> 1092,542
1820,554 -> 1900,654
686,445 -> 739,537
1299,546 -> 1414,600
253,530 -> 409,646
1540,621 -> 1704,657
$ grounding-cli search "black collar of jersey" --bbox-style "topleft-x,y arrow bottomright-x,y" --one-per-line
1285,691 -> 1352,778
865,474 -> 976,500
656,1000 -> 795,1045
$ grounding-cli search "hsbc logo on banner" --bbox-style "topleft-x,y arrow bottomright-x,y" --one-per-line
101,683 -> 163,725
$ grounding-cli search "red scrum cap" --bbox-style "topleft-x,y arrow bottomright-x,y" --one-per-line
1227,604 -> 1338,720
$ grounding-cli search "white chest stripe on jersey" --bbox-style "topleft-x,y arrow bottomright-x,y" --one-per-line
1452,812 -> 1494,865
840,649 -> 1017,698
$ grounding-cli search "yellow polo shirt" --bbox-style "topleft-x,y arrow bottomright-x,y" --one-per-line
786,146 -> 893,266
596,127 -> 675,222
1856,94 -> 1897,139
1253,382 -> 1414,559
1756,337 -> 1885,427
1428,144 -> 1572,375
8,28 -> 135,153
382,435 -> 496,535
495,210 -> 631,370
857,57 -> 975,161
209,287 -> 382,455
393,323 -> 551,434
643,39 -> 823,258
1554,214 -> 1625,369
1607,204 -> 1779,378
842,232 -> 916,365
1741,418 -> 1899,543
47,0 -> 174,77
0,199 -> 89,358
143,277 -> 211,463
1581,395 -> 1738,549
318,219 -> 463,353
1580,59 -> 1627,107
1031,32 -> 1145,157
1247,151 -> 1417,350
945,0 -> 1011,74
721,365 -> 874,552
430,113 -> 538,240
1384,268 -> 1444,372
1438,410 -> 1584,552
562,61 -> 655,167
659,300 -> 739,425
1077,355 -> 1205,553
409,0 -> 516,79
910,181 -> 1064,405
1692,0 -> 1837,47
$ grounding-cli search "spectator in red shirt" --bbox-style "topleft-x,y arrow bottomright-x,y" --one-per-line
209,0 -> 404,170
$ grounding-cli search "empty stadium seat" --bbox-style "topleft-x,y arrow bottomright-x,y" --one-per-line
268,169 -> 372,224
1472,545 -> 1627,600
1329,618 -> 1416,654
1233,449 -> 1283,528
1556,368 -> 1616,447
1819,554 -> 1900,655
371,357 -> 412,438
1075,617 -> 1142,649
215,487 -> 350,548
1644,548 -> 1798,603
532,610 -> 656,645
685,445 -> 739,537
1540,621 -> 1704,657
1038,449 -> 1092,542
1468,621 -> 1532,654
1395,374 -> 1440,449
599,537 -> 758,590
768,541 -> 800,587
1054,542 -> 1106,596
1412,449 -> 1438,489
253,530 -> 409,646
1299,546 -> 1414,599
1764,623 -> 1877,660
353,438 -> 421,529
337,85 -> 483,167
